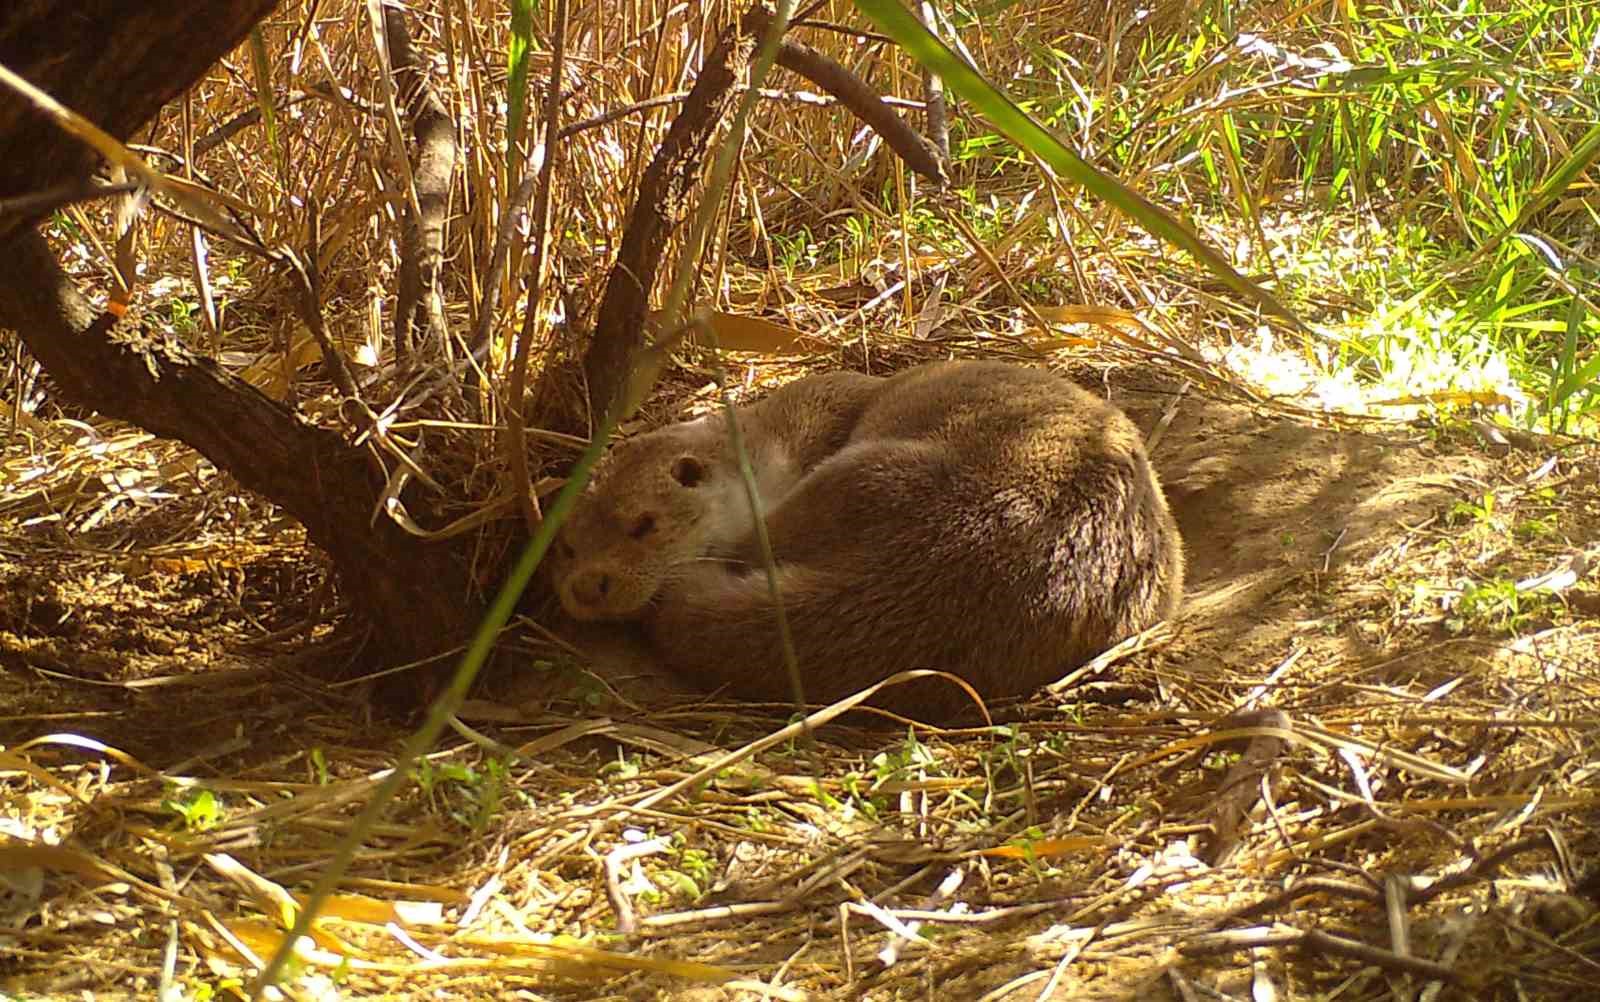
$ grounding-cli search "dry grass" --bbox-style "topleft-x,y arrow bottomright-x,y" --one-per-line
3,1 -> 1599,999
4,407 -> 1599,999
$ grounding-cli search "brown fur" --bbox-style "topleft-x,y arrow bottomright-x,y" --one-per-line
548,360 -> 1184,719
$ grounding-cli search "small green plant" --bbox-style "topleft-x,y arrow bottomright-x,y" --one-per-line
635,887 -> 665,907
808,777 -> 845,813
869,729 -> 943,790
1449,492 -> 1505,533
1515,513 -> 1557,539
1514,487 -> 1560,539
167,297 -> 198,335
840,212 -> 874,275
1391,576 -> 1447,621
901,205 -> 961,250
1042,731 -> 1074,757
1544,299 -> 1600,433
769,227 -> 818,275
678,847 -> 715,887
1203,749 -> 1243,772
1006,825 -> 1056,880
654,869 -> 700,902
186,978 -> 218,1001
186,974 -> 248,1001
598,749 -> 644,782
414,758 -> 436,796
1052,700 -> 1088,726
413,757 -> 511,833
471,757 -> 509,832
738,806 -> 774,833
981,724 -> 1027,775
651,846 -> 716,903
527,656 -> 610,707
838,771 -> 883,820
164,786 -> 224,832
564,669 -> 609,708
308,746 -> 330,785
1450,575 -> 1549,634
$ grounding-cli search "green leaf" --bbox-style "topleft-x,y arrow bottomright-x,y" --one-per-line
506,0 -> 536,167
853,0 -> 1310,333
1514,118 -> 1600,233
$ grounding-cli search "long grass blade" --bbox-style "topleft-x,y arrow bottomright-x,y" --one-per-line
855,0 -> 1310,334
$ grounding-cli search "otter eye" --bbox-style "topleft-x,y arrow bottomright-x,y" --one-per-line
671,456 -> 705,487
628,514 -> 656,539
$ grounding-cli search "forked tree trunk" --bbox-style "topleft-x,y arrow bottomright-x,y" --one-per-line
0,0 -> 947,699
0,0 -> 475,691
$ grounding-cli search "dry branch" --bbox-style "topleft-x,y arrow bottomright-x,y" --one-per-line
582,19 -> 757,415
772,38 -> 946,185
0,0 -> 477,693
581,4 -> 947,416
913,2 -> 951,163
385,2 -> 457,364
1183,925 -> 1467,985
1199,709 -> 1291,866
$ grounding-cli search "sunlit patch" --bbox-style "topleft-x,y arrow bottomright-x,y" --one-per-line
1203,315 -> 1530,425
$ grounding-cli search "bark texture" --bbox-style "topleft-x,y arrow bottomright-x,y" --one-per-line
0,0 -> 281,237
0,230 -> 473,675
0,1 -> 474,693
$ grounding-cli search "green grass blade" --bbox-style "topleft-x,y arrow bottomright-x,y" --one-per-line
1547,298 -> 1600,430
854,0 -> 1310,333
247,27 -> 286,185
506,0 -> 535,169
253,414 -> 616,992
1514,118 -> 1600,233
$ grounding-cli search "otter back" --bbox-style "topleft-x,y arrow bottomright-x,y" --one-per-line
553,360 -> 1183,720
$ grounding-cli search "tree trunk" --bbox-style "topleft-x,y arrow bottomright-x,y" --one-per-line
0,1 -> 278,233
0,231 -> 473,673
0,0 -> 475,695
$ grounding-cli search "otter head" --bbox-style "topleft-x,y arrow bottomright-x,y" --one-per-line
550,421 -> 749,621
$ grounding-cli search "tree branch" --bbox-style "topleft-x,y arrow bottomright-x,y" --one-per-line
0,227 -> 472,676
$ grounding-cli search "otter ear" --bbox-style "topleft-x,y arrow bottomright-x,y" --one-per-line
670,455 -> 706,487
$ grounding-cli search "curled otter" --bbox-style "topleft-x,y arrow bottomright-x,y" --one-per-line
548,360 -> 1183,719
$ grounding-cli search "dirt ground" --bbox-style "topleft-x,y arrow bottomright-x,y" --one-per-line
2,359 -> 1597,1000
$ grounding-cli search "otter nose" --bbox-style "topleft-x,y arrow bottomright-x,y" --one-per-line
568,568 -> 612,608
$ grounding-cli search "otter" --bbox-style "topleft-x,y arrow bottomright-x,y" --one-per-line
548,360 -> 1183,719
